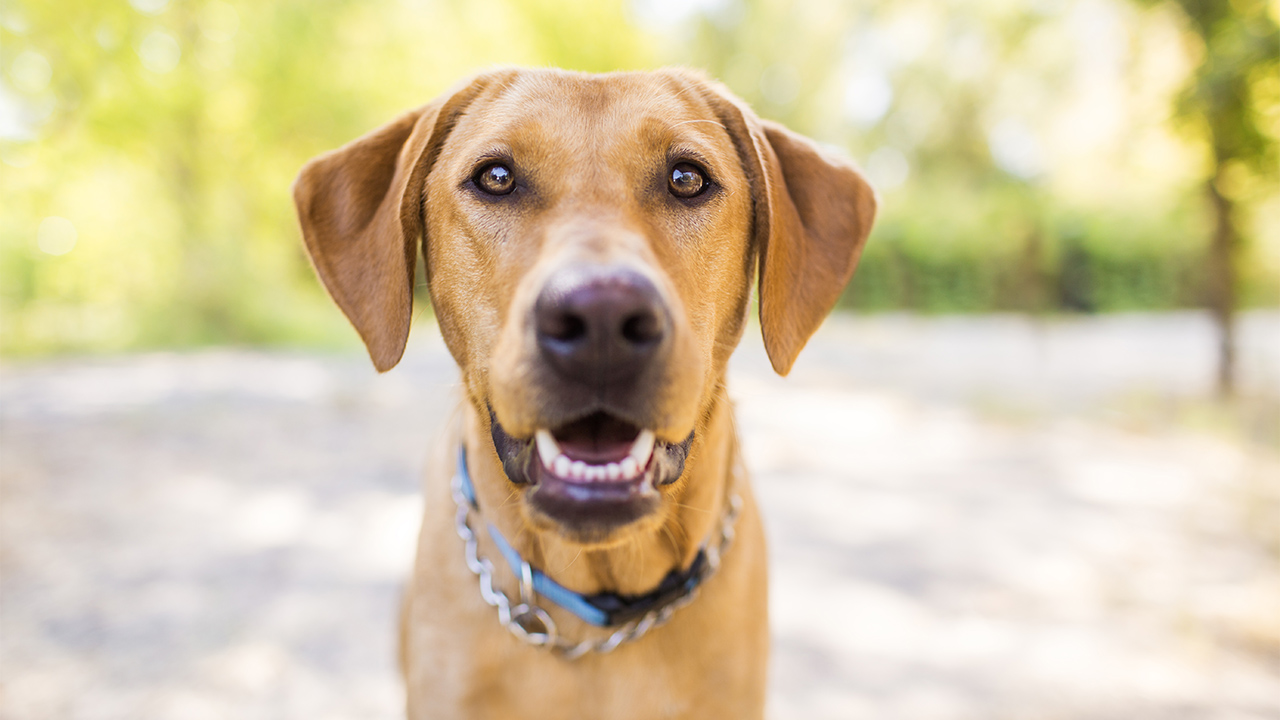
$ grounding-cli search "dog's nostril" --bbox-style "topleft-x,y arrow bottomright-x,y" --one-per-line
541,312 -> 587,343
561,315 -> 587,341
621,312 -> 661,345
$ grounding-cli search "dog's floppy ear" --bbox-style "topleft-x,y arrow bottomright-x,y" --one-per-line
752,121 -> 877,375
700,80 -> 877,375
292,74 -> 500,371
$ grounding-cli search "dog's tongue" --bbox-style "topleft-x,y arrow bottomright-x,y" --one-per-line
554,413 -> 639,464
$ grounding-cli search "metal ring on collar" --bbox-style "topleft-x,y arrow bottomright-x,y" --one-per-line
509,603 -> 556,646
519,560 -> 536,606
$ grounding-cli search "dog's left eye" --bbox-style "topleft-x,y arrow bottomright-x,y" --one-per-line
474,162 -> 516,196
669,163 -> 708,199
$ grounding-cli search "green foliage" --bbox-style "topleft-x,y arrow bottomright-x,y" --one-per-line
844,193 -> 1216,312
0,0 -> 659,356
1170,0 -> 1278,174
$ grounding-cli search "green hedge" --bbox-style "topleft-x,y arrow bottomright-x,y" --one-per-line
841,186 -> 1276,313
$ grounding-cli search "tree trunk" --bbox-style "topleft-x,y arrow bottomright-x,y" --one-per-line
1206,169 -> 1239,397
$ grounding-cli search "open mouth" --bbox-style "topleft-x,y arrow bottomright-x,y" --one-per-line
535,414 -> 655,483
489,409 -> 693,537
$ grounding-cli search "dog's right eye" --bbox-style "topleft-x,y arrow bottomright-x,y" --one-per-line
668,162 -> 708,199
474,163 -> 516,196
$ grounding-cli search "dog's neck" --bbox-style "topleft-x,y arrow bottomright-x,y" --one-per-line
462,394 -> 737,598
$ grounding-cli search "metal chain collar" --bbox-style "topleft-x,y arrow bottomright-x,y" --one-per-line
450,466 -> 742,660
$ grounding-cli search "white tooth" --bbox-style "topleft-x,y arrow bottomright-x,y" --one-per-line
606,463 -> 622,481
570,460 -> 587,480
620,457 -> 639,479
535,430 -> 561,469
589,466 -> 605,481
553,455 -> 571,477
629,430 -> 655,465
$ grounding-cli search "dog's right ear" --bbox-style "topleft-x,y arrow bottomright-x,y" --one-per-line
292,74 -> 501,372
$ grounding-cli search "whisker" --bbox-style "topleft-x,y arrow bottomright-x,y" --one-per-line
672,118 -> 727,130
660,525 -> 682,556
667,501 -> 714,515
558,548 -> 583,574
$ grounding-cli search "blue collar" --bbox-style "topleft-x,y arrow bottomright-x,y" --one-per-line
455,445 -> 710,628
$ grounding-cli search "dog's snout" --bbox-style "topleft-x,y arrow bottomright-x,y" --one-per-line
535,266 -> 669,384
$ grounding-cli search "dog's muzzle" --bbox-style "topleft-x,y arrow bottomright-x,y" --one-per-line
488,264 -> 693,536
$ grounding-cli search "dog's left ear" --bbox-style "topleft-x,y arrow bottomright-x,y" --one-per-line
752,120 -> 877,375
292,73 -> 505,372
699,79 -> 878,375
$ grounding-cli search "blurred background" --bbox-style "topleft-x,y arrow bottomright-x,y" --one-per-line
3,0 -> 1278,363
1,0 -> 1278,718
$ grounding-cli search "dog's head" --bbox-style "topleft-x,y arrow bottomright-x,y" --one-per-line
294,68 -> 875,546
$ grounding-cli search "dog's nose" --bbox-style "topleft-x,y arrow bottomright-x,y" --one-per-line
535,266 -> 669,384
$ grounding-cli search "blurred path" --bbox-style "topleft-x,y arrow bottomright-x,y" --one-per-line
1,311 -> 1278,720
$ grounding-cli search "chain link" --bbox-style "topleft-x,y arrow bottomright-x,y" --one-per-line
451,471 -> 742,660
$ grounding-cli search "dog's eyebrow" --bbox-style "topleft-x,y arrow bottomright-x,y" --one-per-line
468,146 -> 515,165
671,119 -> 726,130
666,144 -> 718,175
453,146 -> 517,182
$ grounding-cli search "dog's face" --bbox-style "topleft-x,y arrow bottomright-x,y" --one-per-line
427,73 -> 757,542
294,68 -> 876,546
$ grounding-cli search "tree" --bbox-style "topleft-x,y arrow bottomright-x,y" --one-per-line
1159,0 -> 1278,395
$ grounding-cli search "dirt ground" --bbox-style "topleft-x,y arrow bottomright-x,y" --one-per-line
2,311 -> 1278,720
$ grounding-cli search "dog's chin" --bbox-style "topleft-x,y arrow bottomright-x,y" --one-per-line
489,409 -> 693,545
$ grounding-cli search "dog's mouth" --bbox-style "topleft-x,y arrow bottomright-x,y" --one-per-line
489,410 -> 692,539
535,414 -> 655,483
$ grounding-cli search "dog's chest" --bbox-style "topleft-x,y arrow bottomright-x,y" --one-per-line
401,486 -> 769,720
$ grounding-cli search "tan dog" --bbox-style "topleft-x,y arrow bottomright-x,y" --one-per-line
293,67 -> 875,719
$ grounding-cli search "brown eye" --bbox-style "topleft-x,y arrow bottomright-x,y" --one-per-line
669,162 -> 707,198
475,162 -> 515,195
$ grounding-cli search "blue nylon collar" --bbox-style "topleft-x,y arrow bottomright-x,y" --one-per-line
456,445 -> 709,628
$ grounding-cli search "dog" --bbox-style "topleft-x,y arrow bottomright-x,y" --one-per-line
293,67 -> 875,719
